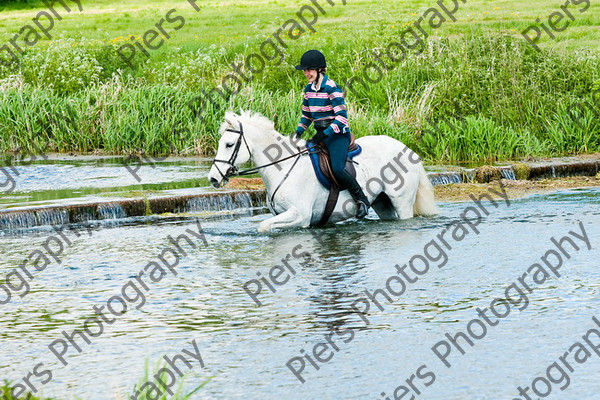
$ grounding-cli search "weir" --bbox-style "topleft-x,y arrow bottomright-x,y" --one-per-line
0,158 -> 597,233
528,160 -> 600,180
0,191 -> 265,232
428,173 -> 463,186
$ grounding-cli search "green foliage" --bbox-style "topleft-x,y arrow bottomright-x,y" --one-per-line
1,360 -> 212,400
19,40 -> 103,95
1,380 -> 56,400
545,100 -> 600,154
130,359 -> 212,400
0,0 -> 599,163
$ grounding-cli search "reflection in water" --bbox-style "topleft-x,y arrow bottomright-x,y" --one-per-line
0,188 -> 599,399
302,230 -> 369,332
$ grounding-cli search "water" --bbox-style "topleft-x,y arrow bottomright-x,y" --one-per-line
429,173 -> 463,186
1,187 -> 599,400
500,167 -> 516,180
0,155 -> 213,209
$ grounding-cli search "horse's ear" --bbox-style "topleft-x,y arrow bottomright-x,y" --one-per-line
224,113 -> 238,128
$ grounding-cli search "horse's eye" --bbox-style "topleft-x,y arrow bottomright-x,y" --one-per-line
225,143 -> 234,148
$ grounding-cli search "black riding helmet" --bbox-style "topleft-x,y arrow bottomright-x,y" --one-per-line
295,50 -> 327,70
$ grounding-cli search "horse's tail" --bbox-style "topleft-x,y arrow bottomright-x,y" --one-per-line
414,163 -> 439,216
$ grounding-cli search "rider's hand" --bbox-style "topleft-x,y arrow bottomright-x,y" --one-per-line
311,131 -> 327,143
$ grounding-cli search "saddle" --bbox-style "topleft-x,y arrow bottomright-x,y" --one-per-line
308,134 -> 362,190
307,134 -> 362,226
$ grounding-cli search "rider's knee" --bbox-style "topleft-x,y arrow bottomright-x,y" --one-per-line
331,165 -> 346,177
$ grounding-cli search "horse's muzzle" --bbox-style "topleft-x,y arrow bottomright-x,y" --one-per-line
209,177 -> 221,188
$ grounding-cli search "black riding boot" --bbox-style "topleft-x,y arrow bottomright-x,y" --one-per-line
323,132 -> 370,219
343,173 -> 370,219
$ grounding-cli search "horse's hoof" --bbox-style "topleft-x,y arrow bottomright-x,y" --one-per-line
258,222 -> 271,233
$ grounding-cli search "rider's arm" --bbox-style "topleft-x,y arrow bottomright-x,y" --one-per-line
323,84 -> 348,136
296,91 -> 313,135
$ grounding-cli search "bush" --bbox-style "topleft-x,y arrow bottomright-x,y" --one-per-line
20,39 -> 103,95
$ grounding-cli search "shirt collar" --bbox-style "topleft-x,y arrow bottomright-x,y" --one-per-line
311,73 -> 328,91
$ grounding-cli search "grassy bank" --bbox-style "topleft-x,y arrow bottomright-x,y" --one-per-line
0,0 -> 599,162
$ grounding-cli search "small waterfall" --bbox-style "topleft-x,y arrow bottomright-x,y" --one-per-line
428,173 -> 463,186
69,206 -> 99,223
0,190 -> 265,232
185,192 -> 257,213
233,192 -> 256,209
0,211 -> 38,231
527,161 -> 600,180
499,167 -> 516,180
36,208 -> 70,226
97,203 -> 127,220
0,208 -> 70,231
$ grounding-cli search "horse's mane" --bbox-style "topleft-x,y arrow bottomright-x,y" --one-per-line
223,110 -> 277,134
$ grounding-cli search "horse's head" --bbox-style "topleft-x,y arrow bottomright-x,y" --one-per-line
208,112 -> 253,188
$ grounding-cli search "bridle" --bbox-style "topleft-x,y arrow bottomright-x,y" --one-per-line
211,121 -> 318,214
211,122 -> 315,179
211,122 -> 253,181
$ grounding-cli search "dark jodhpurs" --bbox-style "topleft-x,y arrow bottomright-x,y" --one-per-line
319,132 -> 367,203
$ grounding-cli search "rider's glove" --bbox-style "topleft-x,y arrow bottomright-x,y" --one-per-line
311,131 -> 327,143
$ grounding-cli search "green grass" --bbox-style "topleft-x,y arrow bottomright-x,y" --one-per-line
0,0 -> 599,163
129,359 -> 213,400
1,381 -> 56,400
2,0 -> 599,51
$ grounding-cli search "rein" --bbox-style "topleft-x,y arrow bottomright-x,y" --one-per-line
235,147 -> 313,176
212,122 -> 316,178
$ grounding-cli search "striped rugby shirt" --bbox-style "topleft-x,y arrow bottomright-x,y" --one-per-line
295,74 -> 350,137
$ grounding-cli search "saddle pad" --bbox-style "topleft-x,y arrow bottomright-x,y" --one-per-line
307,141 -> 362,190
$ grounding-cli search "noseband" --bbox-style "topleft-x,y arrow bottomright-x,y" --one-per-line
211,122 -> 252,181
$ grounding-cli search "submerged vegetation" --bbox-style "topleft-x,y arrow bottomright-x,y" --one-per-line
0,0 -> 599,163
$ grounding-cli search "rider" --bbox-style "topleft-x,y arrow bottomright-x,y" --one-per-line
294,49 -> 370,219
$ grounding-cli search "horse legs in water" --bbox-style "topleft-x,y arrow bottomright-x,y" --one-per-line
388,193 -> 416,219
208,112 -> 438,232
258,207 -> 309,233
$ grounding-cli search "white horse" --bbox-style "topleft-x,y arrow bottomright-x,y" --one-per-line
208,111 -> 438,232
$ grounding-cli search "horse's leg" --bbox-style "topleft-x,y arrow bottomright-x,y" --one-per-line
370,193 -> 399,220
258,207 -> 309,232
389,194 -> 416,219
384,177 -> 419,220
